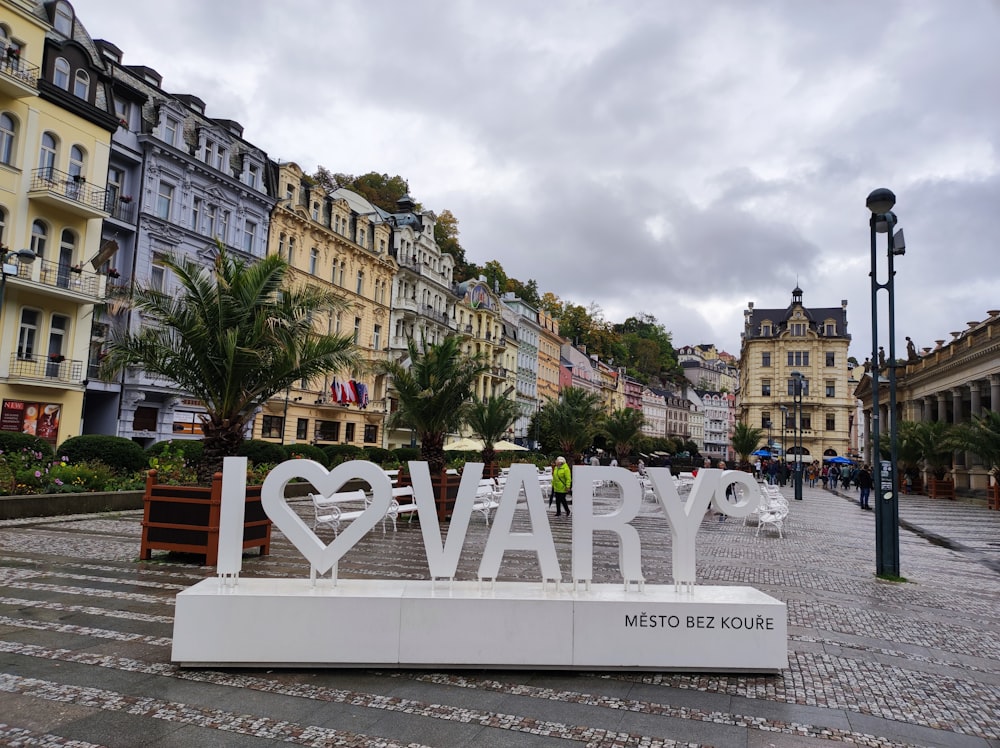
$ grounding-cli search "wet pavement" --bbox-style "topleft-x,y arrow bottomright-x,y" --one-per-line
1,480 -> 999,747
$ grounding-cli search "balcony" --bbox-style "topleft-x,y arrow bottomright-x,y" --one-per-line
6,354 -> 84,385
29,168 -> 110,219
0,52 -> 39,97
393,295 -> 419,314
13,257 -> 105,300
104,196 -> 137,225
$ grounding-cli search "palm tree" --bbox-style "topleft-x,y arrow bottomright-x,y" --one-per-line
466,396 -> 520,467
900,420 -> 953,479
731,421 -> 766,469
947,410 -> 1000,477
540,387 -> 603,462
378,336 -> 488,474
101,248 -> 361,479
602,408 -> 646,465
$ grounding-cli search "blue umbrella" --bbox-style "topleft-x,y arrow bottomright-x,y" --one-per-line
751,449 -> 771,457
826,456 -> 853,464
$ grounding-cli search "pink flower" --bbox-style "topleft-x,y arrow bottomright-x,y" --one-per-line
34,471 -> 41,478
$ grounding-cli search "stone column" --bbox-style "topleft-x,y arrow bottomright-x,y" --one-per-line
923,395 -> 935,422
936,392 -> 948,422
952,388 -> 965,472
991,374 -> 1000,414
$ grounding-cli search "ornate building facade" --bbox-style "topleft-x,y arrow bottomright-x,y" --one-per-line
739,287 -> 853,464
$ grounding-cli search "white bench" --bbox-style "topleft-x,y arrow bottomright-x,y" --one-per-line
310,489 -> 367,536
383,485 -> 419,532
473,479 -> 500,525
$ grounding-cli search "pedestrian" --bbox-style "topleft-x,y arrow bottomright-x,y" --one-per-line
552,456 -> 572,517
717,460 -> 731,521
841,466 -> 853,490
754,458 -> 762,479
820,464 -> 829,489
828,464 -> 840,490
857,464 -> 873,510
589,453 -> 600,467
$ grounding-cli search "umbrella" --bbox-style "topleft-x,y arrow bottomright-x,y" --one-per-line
493,439 -> 528,452
751,449 -> 771,457
443,437 -> 484,451
825,456 -> 853,464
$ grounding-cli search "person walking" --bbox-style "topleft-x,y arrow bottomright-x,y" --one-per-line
552,456 -> 572,517
857,464 -> 873,510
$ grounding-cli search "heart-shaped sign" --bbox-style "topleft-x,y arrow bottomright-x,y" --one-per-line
261,459 -> 393,574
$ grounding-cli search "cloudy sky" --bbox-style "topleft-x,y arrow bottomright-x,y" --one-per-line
76,0 -> 1000,361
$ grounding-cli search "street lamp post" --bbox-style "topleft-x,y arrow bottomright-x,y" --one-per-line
791,372 -> 804,500
779,404 -> 788,460
867,188 -> 903,577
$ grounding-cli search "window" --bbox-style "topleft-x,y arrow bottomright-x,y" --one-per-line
30,220 -> 47,259
220,210 -> 230,243
345,422 -> 356,443
353,317 -> 361,344
0,207 -> 5,246
761,352 -> 770,367
163,116 -> 179,147
287,237 -> 295,263
156,182 -> 174,220
338,261 -> 345,286
38,132 -> 57,178
791,322 -> 806,336
17,308 -> 38,359
373,324 -> 381,350
312,202 -> 319,221
800,414 -> 811,430
53,57 -> 70,90
787,377 -> 808,396
68,144 -> 84,180
825,352 -> 835,367
73,69 -> 89,99
58,229 -> 75,285
787,351 -> 809,367
204,204 -> 217,237
761,412 -> 770,429
825,322 -> 836,336
278,233 -> 285,259
246,163 -> 260,189
316,420 -> 339,441
364,424 -> 378,444
192,197 -> 202,232
356,270 -> 364,295
761,379 -> 771,396
309,248 -> 318,274
261,415 -> 284,439
0,113 -> 15,165
825,380 -> 835,398
826,414 -> 836,431
47,314 -> 68,363
334,312 -> 341,334
107,166 -> 123,205
150,257 -> 166,292
133,406 -> 158,432
243,220 -> 257,252
760,323 -> 771,336
53,1 -> 73,34
296,418 -> 308,440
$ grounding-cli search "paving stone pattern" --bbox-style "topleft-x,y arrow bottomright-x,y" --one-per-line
1,482 -> 999,747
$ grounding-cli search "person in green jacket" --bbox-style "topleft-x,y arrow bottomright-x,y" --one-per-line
552,456 -> 572,517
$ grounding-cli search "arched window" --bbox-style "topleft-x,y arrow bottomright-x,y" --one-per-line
0,205 -> 7,246
0,112 -> 15,165
73,69 -> 89,99
30,220 -> 47,259
38,132 -> 56,178
53,57 -> 70,90
53,1 -> 74,35
68,145 -> 84,178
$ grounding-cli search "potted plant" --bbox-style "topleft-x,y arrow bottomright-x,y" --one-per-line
900,420 -> 954,499
48,353 -> 65,363
119,195 -> 133,204
107,268 -> 120,279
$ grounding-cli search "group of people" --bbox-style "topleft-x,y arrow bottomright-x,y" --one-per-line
754,458 -> 875,510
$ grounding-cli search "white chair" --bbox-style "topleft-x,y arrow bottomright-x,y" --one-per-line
756,502 -> 789,538
473,478 -> 500,525
310,489 -> 367,536
383,485 -> 419,532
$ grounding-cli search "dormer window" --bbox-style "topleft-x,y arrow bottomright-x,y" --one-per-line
73,69 -> 89,99
53,57 -> 70,90
54,1 -> 74,35
760,323 -> 771,336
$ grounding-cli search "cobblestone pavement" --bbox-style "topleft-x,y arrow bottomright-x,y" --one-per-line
1,480 -> 999,748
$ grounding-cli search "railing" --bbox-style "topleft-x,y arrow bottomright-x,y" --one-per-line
105,196 -> 137,223
31,168 -> 109,213
0,52 -> 39,87
7,353 -> 84,383
32,258 -> 103,296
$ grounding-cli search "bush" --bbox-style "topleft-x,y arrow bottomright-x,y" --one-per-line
236,439 -> 288,467
0,432 -> 54,460
147,439 -> 204,466
364,447 -> 392,464
283,443 -> 327,464
58,435 -> 147,474
322,444 -> 364,465
391,447 -> 420,463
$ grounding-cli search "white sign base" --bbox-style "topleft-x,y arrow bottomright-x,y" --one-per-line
172,578 -> 787,672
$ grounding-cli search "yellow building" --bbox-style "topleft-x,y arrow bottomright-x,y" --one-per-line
455,278 -> 508,405
739,287 -> 854,462
537,308 -> 562,404
1,0 -> 116,447
255,163 -> 397,449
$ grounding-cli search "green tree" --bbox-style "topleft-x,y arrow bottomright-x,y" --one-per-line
540,387 -> 603,462
313,169 -> 412,214
947,410 -> 1000,477
506,277 -> 540,307
101,248 -> 361,479
481,259 -> 508,296
898,420 -> 953,479
602,408 -> 647,465
434,209 -> 474,280
731,422 -> 766,469
377,336 -> 489,474
465,396 -> 520,466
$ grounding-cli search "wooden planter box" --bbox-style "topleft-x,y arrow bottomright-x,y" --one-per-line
139,469 -> 271,565
927,477 -> 955,500
989,484 -> 999,511
397,468 -> 460,522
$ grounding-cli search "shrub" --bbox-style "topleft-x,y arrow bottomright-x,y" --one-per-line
391,447 -> 420,463
147,439 -> 204,466
364,447 -> 392,464
0,432 -> 54,460
236,439 -> 288,467
322,444 -> 364,465
283,443 -> 327,464
58,435 -> 147,474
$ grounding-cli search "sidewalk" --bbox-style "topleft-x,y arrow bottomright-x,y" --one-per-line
1,482 -> 999,748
